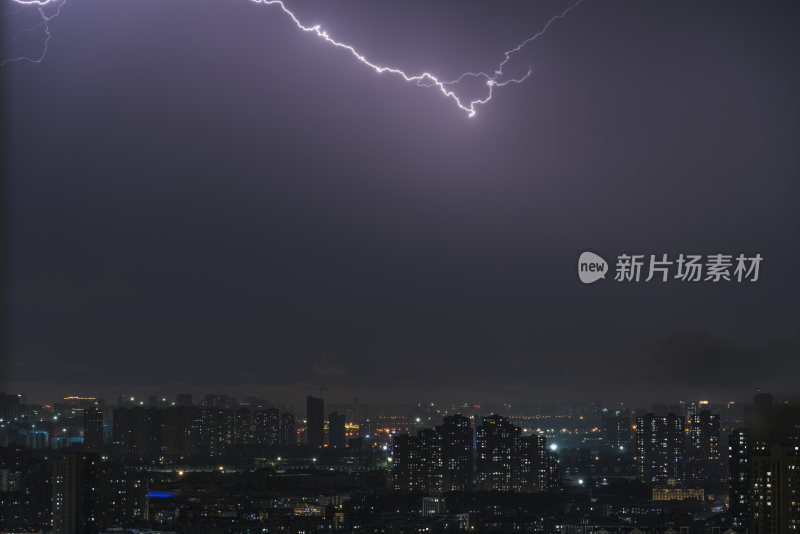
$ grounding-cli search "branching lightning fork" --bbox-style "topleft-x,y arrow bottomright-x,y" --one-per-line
2,0 -> 584,116
2,0 -> 66,66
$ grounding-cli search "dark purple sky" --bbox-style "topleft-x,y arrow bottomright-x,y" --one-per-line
2,0 -> 799,405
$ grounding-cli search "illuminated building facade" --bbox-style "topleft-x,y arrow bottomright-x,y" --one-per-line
52,452 -> 98,534
254,407 -> 280,447
749,444 -> 800,534
688,409 -> 722,490
475,414 -> 548,492
635,412 -> 685,485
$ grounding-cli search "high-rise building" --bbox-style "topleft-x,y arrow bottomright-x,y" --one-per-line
475,414 -> 548,492
161,406 -> 200,458
96,464 -> 148,529
392,431 -> 437,492
234,406 -> 252,444
601,409 -> 631,450
201,408 -> 233,457
329,412 -> 346,449
750,444 -> 800,533
306,396 -> 324,448
729,428 -> 752,529
392,414 -> 476,493
476,414 -> 518,491
729,392 -> 800,533
417,428 -> 442,491
217,395 -> 236,410
280,412 -> 296,446
202,394 -> 218,408
52,452 -> 98,534
391,433 -> 418,491
0,393 -> 21,422
254,408 -> 280,447
437,414 -> 473,491
688,409 -> 722,489
112,407 -> 162,459
635,412 -> 685,485
518,433 -> 548,493
176,394 -> 192,407
82,407 -> 103,452
360,418 -> 376,440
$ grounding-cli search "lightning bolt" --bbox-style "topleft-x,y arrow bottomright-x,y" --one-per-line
1,0 -> 66,66
2,0 -> 584,116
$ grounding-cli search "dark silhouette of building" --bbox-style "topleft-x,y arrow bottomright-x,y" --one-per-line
754,392 -> 774,418
0,393 -> 21,422
202,394 -> 218,408
113,406 -> 200,459
162,406 -> 200,458
329,412 -> 346,448
96,463 -> 148,528
280,412 -> 296,446
176,393 -> 192,407
52,452 -> 99,534
82,406 -> 103,452
601,409 -> 631,450
112,407 -> 162,459
360,418 -> 375,439
729,392 -> 800,533
635,412 -> 685,485
306,396 -> 324,448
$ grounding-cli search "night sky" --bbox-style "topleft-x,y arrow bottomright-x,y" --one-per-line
2,0 -> 799,405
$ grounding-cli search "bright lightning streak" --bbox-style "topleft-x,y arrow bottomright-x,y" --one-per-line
1,0 -> 65,66
2,0 -> 584,116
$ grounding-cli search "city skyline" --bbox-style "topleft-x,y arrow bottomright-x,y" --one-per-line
3,388 -> 799,531
2,1 -> 799,530
4,328 -> 799,406
4,376 -> 798,409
